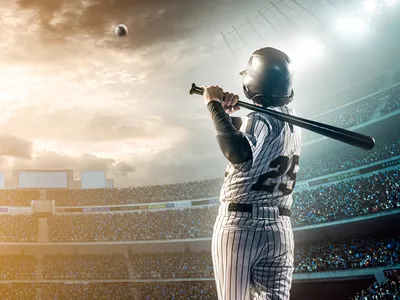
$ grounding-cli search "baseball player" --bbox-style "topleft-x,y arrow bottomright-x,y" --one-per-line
203,47 -> 301,300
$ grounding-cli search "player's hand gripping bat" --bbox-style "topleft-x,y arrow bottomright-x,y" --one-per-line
189,83 -> 375,150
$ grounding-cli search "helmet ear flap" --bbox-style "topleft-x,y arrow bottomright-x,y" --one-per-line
243,82 -> 258,101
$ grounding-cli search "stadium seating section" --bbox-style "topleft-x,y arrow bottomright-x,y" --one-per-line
351,269 -> 400,300
45,141 -> 400,206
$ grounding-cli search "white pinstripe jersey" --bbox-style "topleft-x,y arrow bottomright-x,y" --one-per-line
220,106 -> 302,208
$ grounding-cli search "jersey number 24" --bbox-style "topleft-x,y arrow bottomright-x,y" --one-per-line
251,155 -> 300,195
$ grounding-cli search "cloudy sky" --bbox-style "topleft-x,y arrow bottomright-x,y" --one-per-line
0,0 -> 394,187
0,0 -> 269,187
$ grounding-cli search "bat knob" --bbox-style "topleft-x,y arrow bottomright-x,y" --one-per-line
189,83 -> 204,96
189,83 -> 196,95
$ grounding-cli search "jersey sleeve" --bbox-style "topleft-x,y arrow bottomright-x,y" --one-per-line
239,113 -> 272,161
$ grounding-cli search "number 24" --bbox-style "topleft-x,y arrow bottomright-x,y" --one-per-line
251,155 -> 300,195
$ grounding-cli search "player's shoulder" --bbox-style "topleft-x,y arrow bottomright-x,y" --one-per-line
246,110 -> 274,126
244,112 -> 274,135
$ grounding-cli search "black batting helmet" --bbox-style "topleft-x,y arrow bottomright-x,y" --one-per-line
240,47 -> 294,107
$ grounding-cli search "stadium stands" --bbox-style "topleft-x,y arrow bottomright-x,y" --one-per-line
292,170 -> 400,226
0,233 -> 397,283
294,235 -> 400,273
381,93 -> 400,115
0,255 -> 36,279
0,284 -> 36,300
43,254 -> 128,279
47,208 -> 216,242
41,283 -> 135,300
0,190 -> 39,206
45,169 -> 399,242
48,179 -> 224,206
0,215 -> 38,242
138,282 -> 217,300
302,83 -> 400,142
130,251 -> 214,279
47,139 -> 400,206
298,138 -> 400,180
40,282 -> 217,300
351,269 -> 400,300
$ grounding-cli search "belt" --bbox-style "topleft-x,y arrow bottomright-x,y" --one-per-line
228,203 -> 291,217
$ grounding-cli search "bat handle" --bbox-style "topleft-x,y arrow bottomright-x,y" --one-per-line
189,83 -> 204,95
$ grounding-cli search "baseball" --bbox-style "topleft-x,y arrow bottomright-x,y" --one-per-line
114,24 -> 128,37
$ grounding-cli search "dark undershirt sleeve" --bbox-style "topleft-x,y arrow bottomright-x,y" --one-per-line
230,117 -> 243,130
207,101 -> 252,164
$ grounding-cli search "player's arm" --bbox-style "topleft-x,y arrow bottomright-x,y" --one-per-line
203,85 -> 270,166
230,117 -> 243,130
207,100 -> 252,164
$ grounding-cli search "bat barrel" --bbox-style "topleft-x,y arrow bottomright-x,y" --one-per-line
189,83 -> 375,150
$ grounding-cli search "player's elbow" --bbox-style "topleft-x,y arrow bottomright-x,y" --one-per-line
216,134 -> 253,165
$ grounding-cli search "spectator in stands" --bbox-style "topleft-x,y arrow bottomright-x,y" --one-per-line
351,269 -> 400,299
295,236 -> 400,273
0,256 -> 36,279
0,190 -> 39,206
48,179 -> 224,206
0,284 -> 36,300
46,138 -> 400,206
138,282 -> 217,300
292,170 -> 400,227
0,215 -> 38,242
43,254 -> 128,280
48,207 -> 216,242
130,251 -> 214,279
298,138 -> 400,180
46,170 -> 399,242
42,283 -> 134,300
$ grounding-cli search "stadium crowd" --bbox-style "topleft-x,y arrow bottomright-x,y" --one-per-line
43,254 -> 128,279
44,139 -> 400,207
292,170 -> 400,226
41,283 -> 135,300
302,83 -> 400,142
0,234 -> 396,282
48,207 -> 216,242
130,251 -> 214,279
48,179 -> 224,206
0,189 -> 39,206
298,137 -> 400,180
39,282 -> 217,300
0,284 -> 36,300
0,255 -> 36,279
138,282 -> 217,300
294,235 -> 400,273
46,169 -> 399,241
41,234 -> 397,280
381,93 -> 400,115
0,215 -> 37,242
351,269 -> 400,300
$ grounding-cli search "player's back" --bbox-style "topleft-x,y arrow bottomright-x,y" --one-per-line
220,106 -> 301,209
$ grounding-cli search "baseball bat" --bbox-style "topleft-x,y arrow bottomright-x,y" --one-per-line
189,83 -> 375,150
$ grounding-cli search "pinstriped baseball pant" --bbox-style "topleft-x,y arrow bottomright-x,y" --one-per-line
211,204 -> 294,300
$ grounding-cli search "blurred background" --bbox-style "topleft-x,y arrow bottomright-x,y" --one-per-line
0,0 -> 399,299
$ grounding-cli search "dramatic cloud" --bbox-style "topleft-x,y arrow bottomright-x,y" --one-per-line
0,135 -> 33,159
2,0 -> 384,187
14,0 -> 260,51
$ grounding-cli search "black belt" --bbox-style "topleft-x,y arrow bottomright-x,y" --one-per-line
228,203 -> 291,217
